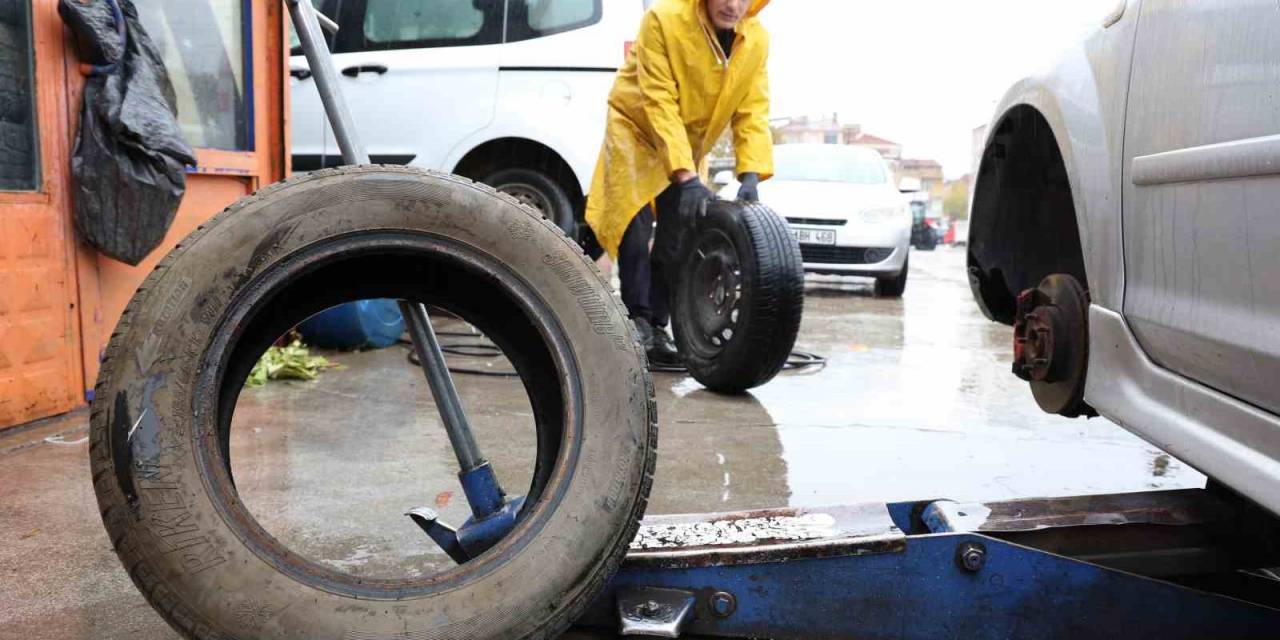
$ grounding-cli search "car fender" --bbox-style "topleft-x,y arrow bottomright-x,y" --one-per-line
440,93 -> 607,196
973,11 -> 1141,313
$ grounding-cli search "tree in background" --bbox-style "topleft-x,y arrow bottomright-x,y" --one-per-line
943,179 -> 971,219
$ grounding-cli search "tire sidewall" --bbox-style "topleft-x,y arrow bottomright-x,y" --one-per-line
90,167 -> 650,639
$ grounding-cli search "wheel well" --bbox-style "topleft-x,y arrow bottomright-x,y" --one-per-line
452,138 -> 584,218
968,105 -> 1088,325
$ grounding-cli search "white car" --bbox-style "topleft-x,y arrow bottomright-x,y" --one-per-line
290,0 -> 647,237
971,1 -> 1280,514
719,143 -> 913,297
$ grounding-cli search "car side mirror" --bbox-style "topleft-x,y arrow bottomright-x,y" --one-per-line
713,170 -> 735,185
898,177 -> 922,193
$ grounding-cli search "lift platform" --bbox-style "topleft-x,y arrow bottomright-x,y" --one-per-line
581,488 -> 1280,638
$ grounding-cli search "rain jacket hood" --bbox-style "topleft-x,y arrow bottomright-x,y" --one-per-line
586,0 -> 774,257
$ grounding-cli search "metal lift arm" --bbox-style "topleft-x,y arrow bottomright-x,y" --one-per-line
586,489 -> 1280,639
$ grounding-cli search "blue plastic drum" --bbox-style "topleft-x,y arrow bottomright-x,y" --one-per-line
298,300 -> 405,350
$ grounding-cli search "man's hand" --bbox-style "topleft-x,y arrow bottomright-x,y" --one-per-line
677,177 -> 714,220
737,172 -> 760,202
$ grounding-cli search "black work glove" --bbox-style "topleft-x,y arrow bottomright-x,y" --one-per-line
678,177 -> 714,220
653,178 -> 714,266
737,172 -> 760,202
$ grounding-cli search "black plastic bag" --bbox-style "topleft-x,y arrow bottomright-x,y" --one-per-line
60,0 -> 196,266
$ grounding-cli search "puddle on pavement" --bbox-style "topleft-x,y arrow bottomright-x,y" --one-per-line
647,250 -> 1204,513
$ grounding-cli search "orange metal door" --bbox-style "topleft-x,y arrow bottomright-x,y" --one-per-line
0,1 -> 84,428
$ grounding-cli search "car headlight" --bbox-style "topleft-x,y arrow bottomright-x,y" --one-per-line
860,207 -> 902,223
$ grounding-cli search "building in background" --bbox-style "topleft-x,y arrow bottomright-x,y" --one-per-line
848,132 -> 903,164
774,114 -> 864,146
897,158 -> 945,206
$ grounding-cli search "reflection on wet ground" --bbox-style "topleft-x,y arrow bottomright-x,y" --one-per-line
649,249 -> 1202,512
0,248 -> 1203,639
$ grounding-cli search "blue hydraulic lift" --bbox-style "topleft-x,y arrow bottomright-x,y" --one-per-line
582,489 -> 1280,638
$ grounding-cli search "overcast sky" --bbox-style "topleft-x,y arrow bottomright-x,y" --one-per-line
761,0 -> 1117,179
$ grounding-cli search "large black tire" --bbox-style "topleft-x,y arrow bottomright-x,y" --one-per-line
89,166 -> 657,639
484,167 -> 576,238
875,255 -> 909,298
672,200 -> 804,393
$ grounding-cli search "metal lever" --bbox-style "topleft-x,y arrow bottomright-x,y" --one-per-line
288,0 -> 524,562
313,9 -> 339,34
399,302 -> 525,562
398,302 -> 487,477
406,508 -> 470,564
285,0 -> 367,165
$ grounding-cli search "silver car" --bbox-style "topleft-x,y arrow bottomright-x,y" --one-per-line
970,0 -> 1280,514
720,144 -> 912,296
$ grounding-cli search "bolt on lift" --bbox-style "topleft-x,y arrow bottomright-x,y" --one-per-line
285,3 -> 1280,637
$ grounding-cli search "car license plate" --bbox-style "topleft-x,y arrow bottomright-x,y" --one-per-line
791,227 -> 836,246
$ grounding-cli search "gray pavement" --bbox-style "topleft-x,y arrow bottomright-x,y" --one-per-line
0,247 -> 1203,639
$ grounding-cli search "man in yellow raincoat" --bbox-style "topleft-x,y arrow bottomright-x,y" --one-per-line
585,0 -> 773,366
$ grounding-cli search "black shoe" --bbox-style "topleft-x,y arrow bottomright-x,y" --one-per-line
633,318 -> 682,368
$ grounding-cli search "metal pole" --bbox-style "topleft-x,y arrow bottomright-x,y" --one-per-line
399,302 -> 484,472
284,1 -> 506,522
284,0 -> 368,165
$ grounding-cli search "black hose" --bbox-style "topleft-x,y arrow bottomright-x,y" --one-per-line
401,335 -> 520,378
647,350 -> 827,374
401,332 -> 827,377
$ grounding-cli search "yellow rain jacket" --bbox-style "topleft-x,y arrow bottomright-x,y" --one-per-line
585,0 -> 774,257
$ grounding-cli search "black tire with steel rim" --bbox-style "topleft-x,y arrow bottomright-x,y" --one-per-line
672,200 -> 804,393
89,166 -> 656,639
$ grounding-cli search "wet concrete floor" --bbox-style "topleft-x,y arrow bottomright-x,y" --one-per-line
0,248 -> 1203,638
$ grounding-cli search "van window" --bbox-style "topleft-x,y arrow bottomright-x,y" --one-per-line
343,0 -> 504,52
505,0 -> 602,43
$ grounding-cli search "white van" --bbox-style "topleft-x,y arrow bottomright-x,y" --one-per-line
290,0 -> 648,237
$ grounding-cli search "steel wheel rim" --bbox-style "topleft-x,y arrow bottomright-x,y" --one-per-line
683,229 -> 743,358
497,183 -> 554,219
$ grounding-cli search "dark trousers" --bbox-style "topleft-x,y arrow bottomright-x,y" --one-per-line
618,185 -> 682,328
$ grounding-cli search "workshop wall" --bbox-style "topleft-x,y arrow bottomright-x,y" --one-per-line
0,0 -> 288,429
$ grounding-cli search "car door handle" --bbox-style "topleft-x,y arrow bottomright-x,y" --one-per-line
341,64 -> 388,77
290,67 -> 312,81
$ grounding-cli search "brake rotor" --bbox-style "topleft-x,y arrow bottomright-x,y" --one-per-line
1012,274 -> 1095,418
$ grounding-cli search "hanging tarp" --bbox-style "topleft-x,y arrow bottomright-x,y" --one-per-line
60,0 -> 196,266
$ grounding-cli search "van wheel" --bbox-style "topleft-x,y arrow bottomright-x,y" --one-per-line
90,166 -> 656,640
671,200 -> 804,393
486,168 -> 576,238
875,256 -> 909,297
